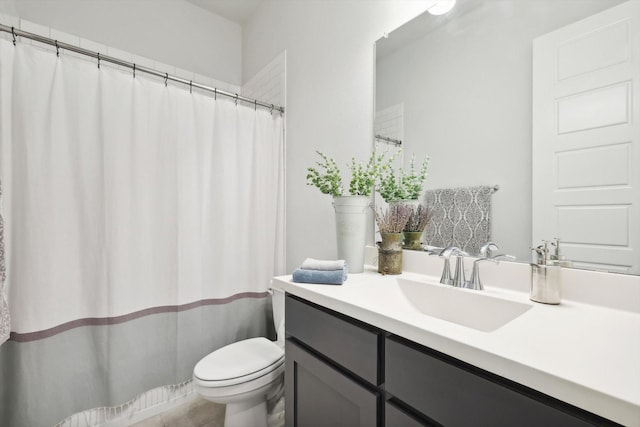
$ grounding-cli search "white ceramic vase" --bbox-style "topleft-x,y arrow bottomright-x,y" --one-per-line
388,199 -> 420,208
332,195 -> 371,274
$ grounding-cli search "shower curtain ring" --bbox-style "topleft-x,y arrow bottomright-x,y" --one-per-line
133,63 -> 136,79
165,73 -> 168,87
189,80 -> 192,94
55,40 -> 59,57
97,53 -> 101,69
270,104 -> 274,114
234,93 -> 239,106
214,88 -> 217,100
11,27 -> 16,46
254,100 -> 257,111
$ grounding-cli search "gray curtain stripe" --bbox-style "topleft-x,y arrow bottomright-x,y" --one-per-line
1,297 -> 272,427
9,291 -> 269,343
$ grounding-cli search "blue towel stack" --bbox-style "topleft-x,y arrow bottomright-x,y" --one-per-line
292,258 -> 348,285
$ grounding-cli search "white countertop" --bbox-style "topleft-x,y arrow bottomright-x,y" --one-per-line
273,263 -> 640,427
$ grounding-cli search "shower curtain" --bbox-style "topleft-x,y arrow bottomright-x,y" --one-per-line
0,38 -> 284,426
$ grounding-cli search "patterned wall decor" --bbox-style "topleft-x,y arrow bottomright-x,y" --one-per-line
423,186 -> 494,255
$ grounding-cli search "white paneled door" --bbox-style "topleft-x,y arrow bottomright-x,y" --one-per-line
533,1 -> 640,274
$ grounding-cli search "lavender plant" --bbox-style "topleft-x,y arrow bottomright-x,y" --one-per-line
404,204 -> 433,232
373,204 -> 412,234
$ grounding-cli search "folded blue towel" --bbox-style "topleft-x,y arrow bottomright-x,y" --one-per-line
292,267 -> 348,285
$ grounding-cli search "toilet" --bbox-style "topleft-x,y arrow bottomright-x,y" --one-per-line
193,288 -> 285,427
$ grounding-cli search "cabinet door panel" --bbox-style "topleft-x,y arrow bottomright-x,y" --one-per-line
285,339 -> 379,427
285,295 -> 379,384
386,402 -> 434,427
385,336 -> 599,427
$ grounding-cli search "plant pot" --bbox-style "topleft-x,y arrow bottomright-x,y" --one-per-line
403,231 -> 424,250
377,232 -> 403,275
333,195 -> 371,274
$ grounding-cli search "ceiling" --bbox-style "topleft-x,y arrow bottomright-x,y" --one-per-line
185,0 -> 264,24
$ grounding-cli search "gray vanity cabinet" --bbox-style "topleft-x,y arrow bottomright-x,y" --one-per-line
285,295 -> 381,427
284,294 -> 620,427
285,340 -> 379,427
385,336 -> 610,427
385,402 -> 434,427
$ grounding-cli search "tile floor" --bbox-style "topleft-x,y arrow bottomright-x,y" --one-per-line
130,398 -> 224,427
131,396 -> 285,427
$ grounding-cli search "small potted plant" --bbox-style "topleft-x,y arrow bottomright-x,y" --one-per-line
403,205 -> 433,250
306,149 -> 389,273
373,204 -> 412,275
377,152 -> 430,204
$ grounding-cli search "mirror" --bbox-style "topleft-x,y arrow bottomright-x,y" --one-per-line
375,0 -> 637,274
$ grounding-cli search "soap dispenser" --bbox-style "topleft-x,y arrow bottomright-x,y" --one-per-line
530,242 -> 561,305
548,238 -> 573,268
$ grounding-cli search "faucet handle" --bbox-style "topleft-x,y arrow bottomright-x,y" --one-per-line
441,246 -> 467,258
440,246 -> 459,258
425,246 -> 444,255
479,241 -> 499,257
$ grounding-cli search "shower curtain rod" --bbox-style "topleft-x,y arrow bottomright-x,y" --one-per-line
375,134 -> 402,146
0,24 -> 285,114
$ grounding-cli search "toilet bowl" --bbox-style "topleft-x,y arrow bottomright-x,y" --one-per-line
193,288 -> 285,427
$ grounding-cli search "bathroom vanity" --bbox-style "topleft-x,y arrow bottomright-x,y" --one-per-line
273,250 -> 640,427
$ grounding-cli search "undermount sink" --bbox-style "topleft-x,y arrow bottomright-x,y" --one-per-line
395,277 -> 532,332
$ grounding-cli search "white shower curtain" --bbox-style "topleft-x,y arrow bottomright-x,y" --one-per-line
0,179 -> 8,345
0,38 -> 284,426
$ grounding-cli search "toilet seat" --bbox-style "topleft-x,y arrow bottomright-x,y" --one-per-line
194,337 -> 284,387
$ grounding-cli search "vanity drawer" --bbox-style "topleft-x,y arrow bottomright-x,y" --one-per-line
385,336 -> 605,427
285,294 -> 380,385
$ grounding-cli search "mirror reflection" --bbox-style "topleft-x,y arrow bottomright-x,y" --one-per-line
375,0 -> 638,274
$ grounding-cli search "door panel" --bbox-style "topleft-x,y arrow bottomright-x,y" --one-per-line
533,1 -> 640,274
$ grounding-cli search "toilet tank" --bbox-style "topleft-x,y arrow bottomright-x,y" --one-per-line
271,287 -> 285,348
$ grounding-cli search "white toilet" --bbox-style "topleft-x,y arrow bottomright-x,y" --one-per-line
193,288 -> 285,427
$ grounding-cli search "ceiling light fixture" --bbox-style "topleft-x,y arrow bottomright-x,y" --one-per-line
427,0 -> 456,16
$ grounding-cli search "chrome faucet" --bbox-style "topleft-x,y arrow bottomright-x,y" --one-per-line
451,251 -> 468,288
436,247 -> 467,287
434,246 -> 456,285
465,254 -> 516,290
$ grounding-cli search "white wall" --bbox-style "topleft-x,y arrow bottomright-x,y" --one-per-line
242,51 -> 286,109
0,0 -> 242,84
243,0 -> 434,272
375,0 -> 624,261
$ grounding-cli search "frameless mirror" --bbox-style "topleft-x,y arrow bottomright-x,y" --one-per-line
375,0 -> 638,274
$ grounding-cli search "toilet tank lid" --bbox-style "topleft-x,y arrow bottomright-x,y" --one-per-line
194,337 -> 284,382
